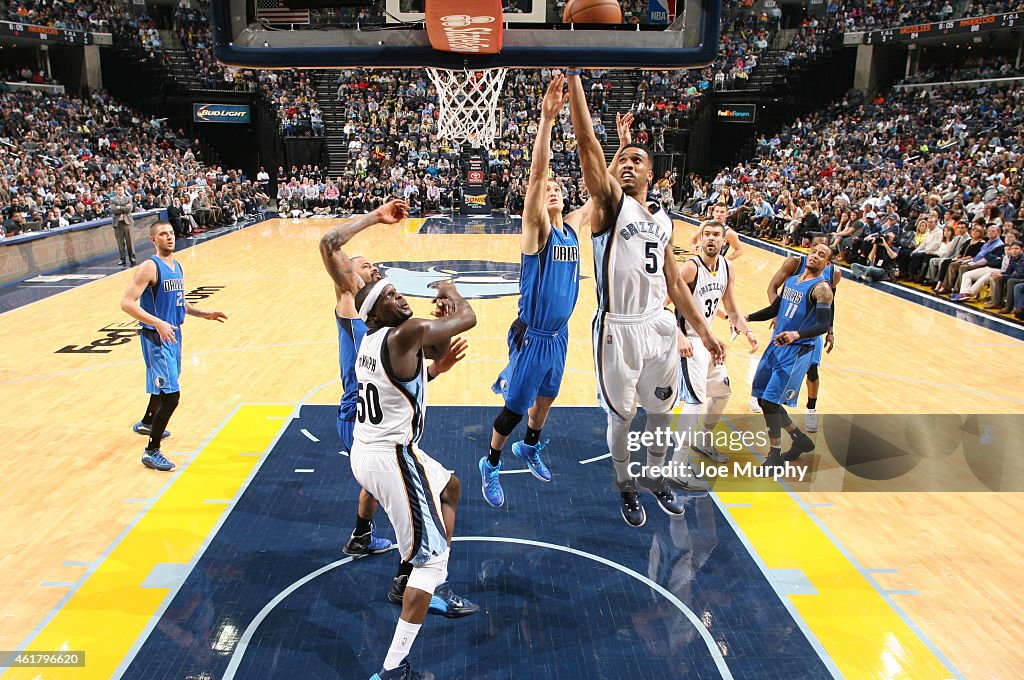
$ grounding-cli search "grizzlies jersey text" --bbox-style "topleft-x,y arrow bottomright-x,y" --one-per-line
353,328 -> 426,446
679,255 -> 729,336
141,256 -> 185,329
518,224 -> 580,333
337,315 -> 368,421
774,273 -> 827,345
592,194 -> 674,315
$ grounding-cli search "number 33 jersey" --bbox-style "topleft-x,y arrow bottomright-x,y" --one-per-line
353,327 -> 426,447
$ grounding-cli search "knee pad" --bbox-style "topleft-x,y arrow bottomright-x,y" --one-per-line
407,549 -> 449,594
707,376 -> 731,400
806,364 -> 819,382
493,407 -> 523,438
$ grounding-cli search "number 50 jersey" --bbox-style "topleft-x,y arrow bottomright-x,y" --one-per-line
353,327 -> 426,447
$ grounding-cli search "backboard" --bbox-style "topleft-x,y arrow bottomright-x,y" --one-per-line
210,0 -> 720,70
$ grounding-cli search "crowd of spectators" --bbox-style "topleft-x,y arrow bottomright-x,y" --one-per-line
683,81 -> 1023,316
0,87 -> 268,241
4,0 -> 109,32
900,56 -> 1024,85
1,67 -> 54,86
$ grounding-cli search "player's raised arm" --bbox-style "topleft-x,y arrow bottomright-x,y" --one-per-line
319,199 -> 408,295
665,249 -> 725,363
767,255 -> 801,302
523,75 -> 568,255
567,71 -> 620,232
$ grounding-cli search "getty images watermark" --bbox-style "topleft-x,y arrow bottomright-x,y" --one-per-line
625,428 -> 810,483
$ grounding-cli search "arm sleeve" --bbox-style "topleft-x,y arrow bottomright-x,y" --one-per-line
796,303 -> 832,340
746,296 -> 782,322
828,298 -> 836,331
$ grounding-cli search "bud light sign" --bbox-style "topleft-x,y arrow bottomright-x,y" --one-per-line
193,103 -> 251,124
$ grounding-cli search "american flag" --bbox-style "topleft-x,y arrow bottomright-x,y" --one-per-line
255,0 -> 310,25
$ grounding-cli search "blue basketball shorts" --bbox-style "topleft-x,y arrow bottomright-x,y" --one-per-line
752,342 -> 815,408
140,327 -> 182,394
492,319 -> 569,416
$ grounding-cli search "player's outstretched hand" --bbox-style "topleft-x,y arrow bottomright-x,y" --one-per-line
824,330 -> 835,354
374,199 -> 409,225
432,337 -> 468,375
745,330 -> 759,353
541,73 -> 568,119
202,310 -> 228,322
616,111 -> 633,146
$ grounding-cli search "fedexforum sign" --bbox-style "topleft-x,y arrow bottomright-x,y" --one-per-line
193,103 -> 252,124
715,103 -> 757,124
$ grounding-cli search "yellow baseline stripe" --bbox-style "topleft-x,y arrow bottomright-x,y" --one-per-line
713,463 -> 954,678
3,404 -> 291,680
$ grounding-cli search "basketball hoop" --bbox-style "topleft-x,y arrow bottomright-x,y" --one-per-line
427,67 -> 508,148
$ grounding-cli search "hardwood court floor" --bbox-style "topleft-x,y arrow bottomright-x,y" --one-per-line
1,216 -> 1022,679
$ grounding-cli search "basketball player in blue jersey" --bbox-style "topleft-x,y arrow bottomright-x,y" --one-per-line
319,201 -> 468,588
745,242 -> 834,468
120,221 -> 227,472
765,235 -> 840,433
568,71 -> 726,527
352,279 -> 479,680
480,74 -> 581,508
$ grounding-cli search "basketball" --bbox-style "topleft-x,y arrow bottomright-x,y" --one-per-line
562,0 -> 622,24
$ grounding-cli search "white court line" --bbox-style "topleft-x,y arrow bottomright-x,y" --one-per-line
338,451 -> 349,457
578,452 -> 611,464
300,429 -> 319,443
294,469 -> 315,474
498,469 -> 531,475
221,536 -> 734,680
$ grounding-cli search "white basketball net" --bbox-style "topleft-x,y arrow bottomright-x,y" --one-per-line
427,67 -> 508,148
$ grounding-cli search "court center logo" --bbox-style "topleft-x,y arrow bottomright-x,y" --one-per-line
376,260 -> 520,299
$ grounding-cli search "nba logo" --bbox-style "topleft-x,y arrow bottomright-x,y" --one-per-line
606,335 -> 612,344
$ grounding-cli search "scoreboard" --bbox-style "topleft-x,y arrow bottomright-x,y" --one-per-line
862,12 -> 1021,45
0,20 -> 94,45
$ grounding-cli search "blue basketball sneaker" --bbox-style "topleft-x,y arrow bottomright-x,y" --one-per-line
429,582 -> 481,618
369,659 -> 434,680
479,457 -> 504,508
133,421 -> 170,439
343,523 -> 393,556
511,439 -> 552,482
141,449 -> 175,472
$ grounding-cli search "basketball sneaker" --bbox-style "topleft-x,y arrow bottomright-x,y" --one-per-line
617,479 -> 647,527
637,476 -> 685,515
478,457 -> 505,508
369,659 -> 435,680
133,421 -> 171,439
429,582 -> 480,618
691,441 -> 728,463
761,449 -> 785,470
387,574 -> 408,606
343,524 -> 393,556
749,397 -> 763,413
388,576 -> 480,618
783,433 -> 816,462
141,449 -> 175,472
666,456 -> 711,492
511,439 -> 552,482
805,409 -> 819,433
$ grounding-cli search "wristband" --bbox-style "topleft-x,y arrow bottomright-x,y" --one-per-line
565,68 -> 582,76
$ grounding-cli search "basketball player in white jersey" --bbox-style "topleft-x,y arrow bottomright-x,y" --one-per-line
352,279 -> 479,680
672,221 -> 758,487
690,200 -> 744,260
567,71 -> 726,527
